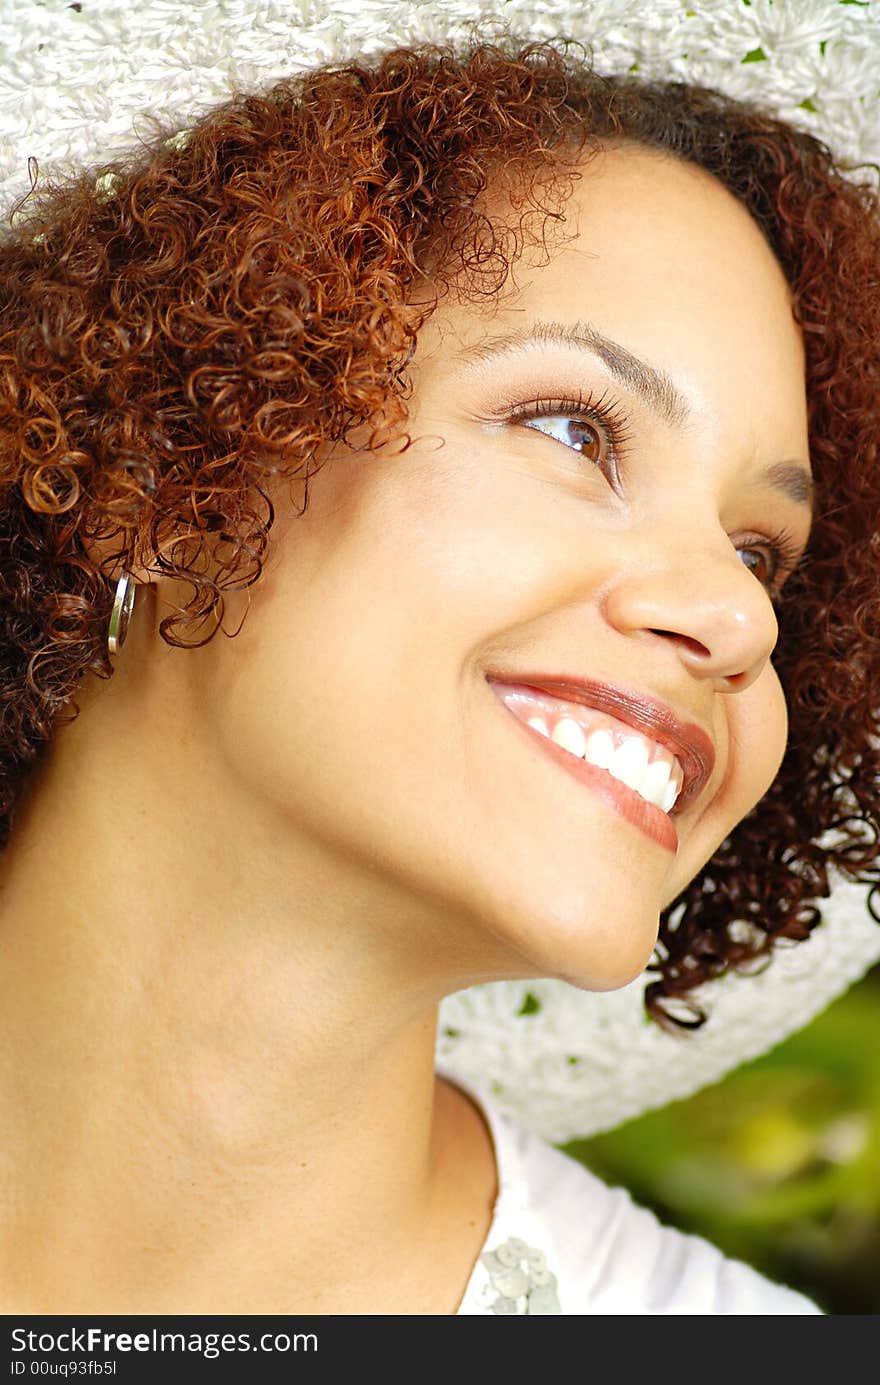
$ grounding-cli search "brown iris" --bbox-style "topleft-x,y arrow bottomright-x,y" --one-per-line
566,418 -> 603,460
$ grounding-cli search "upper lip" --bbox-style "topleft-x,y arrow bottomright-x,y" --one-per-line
486,672 -> 716,814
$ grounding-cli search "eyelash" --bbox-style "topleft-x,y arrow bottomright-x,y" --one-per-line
734,524 -> 806,600
505,387 -> 635,472
498,388 -> 807,600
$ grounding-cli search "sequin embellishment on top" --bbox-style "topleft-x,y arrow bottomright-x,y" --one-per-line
478,1236 -> 561,1314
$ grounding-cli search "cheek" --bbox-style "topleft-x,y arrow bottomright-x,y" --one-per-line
185,450 -> 540,856
663,667 -> 789,913
731,663 -> 789,813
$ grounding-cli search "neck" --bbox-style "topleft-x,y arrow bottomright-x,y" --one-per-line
0,630 -> 497,1313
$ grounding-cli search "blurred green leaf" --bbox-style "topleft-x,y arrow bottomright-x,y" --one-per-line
564,964 -> 880,1313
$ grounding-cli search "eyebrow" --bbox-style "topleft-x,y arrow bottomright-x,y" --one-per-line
454,318 -> 815,517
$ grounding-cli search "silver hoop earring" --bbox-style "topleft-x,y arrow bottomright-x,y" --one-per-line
107,571 -> 137,659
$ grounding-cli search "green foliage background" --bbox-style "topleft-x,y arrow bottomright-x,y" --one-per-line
564,964 -> 880,1315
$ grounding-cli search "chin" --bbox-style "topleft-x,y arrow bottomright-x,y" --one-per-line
554,956 -> 653,994
551,945 -> 657,995
486,894 -> 661,995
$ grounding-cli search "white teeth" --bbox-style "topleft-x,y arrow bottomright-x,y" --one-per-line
608,737 -> 650,791
661,779 -> 679,813
550,716 -> 587,758
517,700 -> 684,814
597,744 -> 681,813
583,728 -> 615,770
640,757 -> 674,806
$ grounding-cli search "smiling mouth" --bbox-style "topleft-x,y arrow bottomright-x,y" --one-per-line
487,680 -> 683,851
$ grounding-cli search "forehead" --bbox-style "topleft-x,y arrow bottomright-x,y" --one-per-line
446,142 -> 797,339
540,143 -> 794,317
416,143 -> 808,456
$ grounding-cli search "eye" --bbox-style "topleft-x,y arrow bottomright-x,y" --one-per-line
734,527 -> 806,599
522,413 -> 606,464
507,388 -> 633,479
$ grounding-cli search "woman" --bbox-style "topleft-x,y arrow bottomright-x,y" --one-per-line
0,6 -> 878,1314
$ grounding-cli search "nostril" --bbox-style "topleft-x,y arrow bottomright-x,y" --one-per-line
649,630 -> 711,659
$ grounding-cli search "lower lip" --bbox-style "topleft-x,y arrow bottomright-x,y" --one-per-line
491,689 -> 678,853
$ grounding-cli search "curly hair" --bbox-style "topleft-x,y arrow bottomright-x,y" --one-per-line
0,38 -> 878,1029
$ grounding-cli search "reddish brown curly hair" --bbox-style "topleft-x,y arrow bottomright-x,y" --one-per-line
1,38 -> 878,1029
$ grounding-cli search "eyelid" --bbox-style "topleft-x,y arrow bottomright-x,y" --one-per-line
491,387 -> 635,481
737,525 -> 809,600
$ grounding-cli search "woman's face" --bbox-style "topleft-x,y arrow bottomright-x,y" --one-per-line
193,144 -> 813,993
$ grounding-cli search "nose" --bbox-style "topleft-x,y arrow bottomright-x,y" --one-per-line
600,528 -> 780,693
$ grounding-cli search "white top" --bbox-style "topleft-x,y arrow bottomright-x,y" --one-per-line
443,1071 -> 823,1315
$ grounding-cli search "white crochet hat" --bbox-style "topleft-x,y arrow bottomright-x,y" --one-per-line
2,0 -> 878,1143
